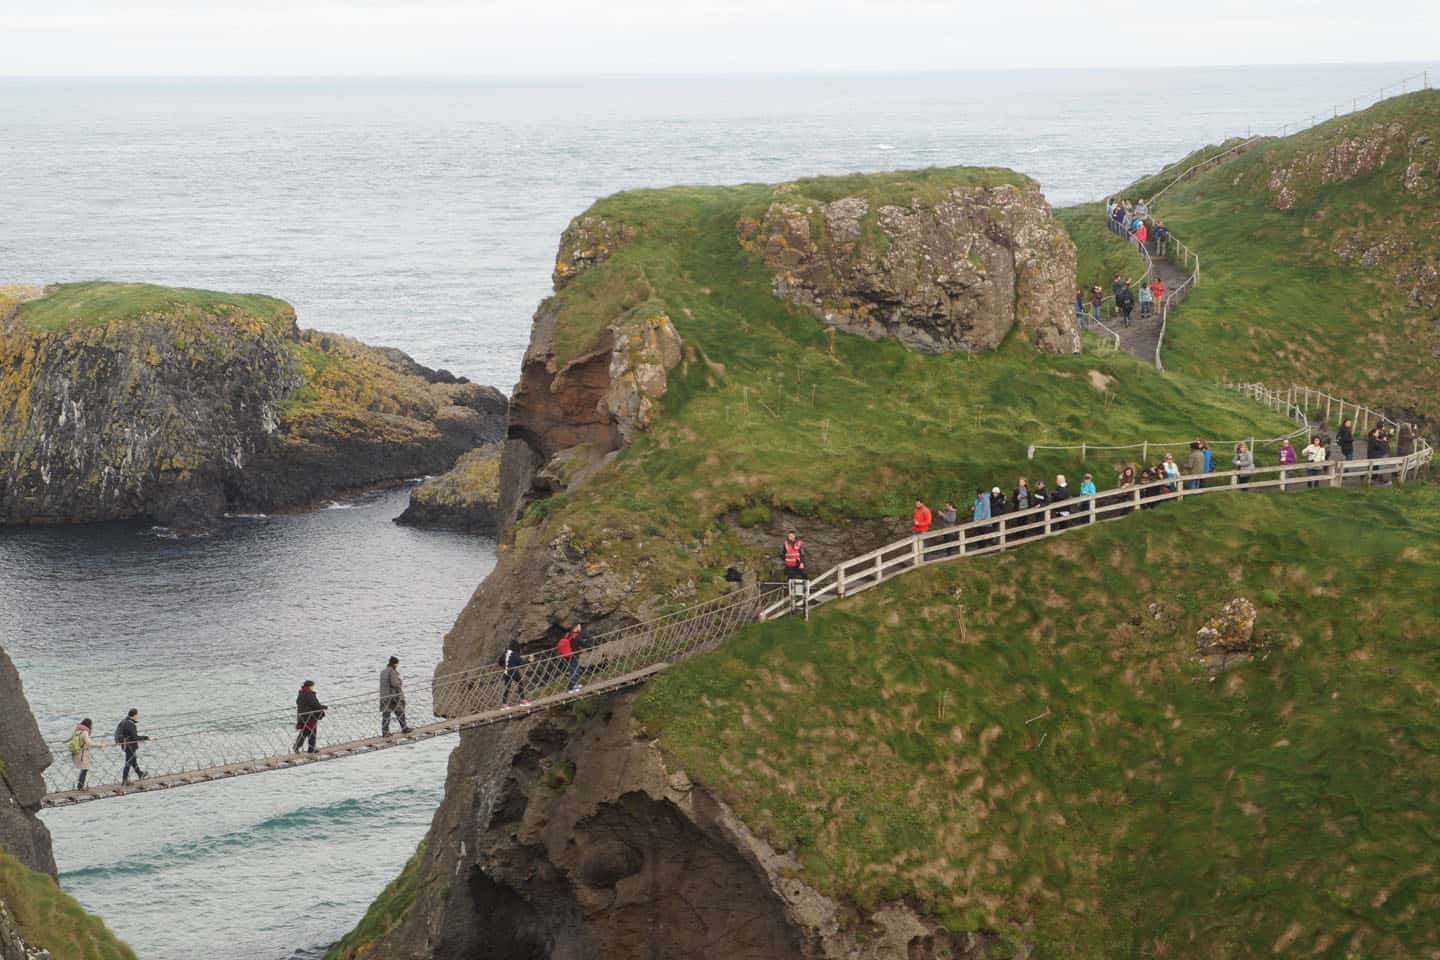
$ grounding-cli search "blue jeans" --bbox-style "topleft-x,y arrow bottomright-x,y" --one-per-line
1091,305 -> 1101,323
567,655 -> 582,689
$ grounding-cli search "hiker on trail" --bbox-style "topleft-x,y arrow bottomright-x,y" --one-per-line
69,719 -> 99,790
911,499 -> 932,534
1337,419 -> 1356,461
1139,468 -> 1159,508
1303,435 -> 1328,487
294,681 -> 326,754
1279,438 -> 1298,490
938,502 -> 958,556
1074,290 -> 1086,328
1031,479 -> 1050,534
1117,285 -> 1135,327
1139,282 -> 1153,319
1090,286 -> 1103,325
971,487 -> 992,545
1368,426 -> 1392,483
115,708 -> 148,784
1111,274 -> 1125,301
1186,441 -> 1206,490
1233,442 -> 1255,485
1079,473 -> 1097,524
500,638 -> 534,708
558,624 -> 584,692
1155,221 -> 1169,250
1053,474 -> 1072,528
1397,423 -> 1415,458
1134,220 -> 1148,250
990,487 -> 1008,541
1013,478 -> 1030,513
781,531 -> 808,580
1150,276 -> 1166,307
380,656 -> 411,737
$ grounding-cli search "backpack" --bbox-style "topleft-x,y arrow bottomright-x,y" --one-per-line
68,732 -> 84,756
496,650 -> 508,668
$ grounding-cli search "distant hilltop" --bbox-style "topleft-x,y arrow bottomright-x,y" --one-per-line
0,281 -> 506,527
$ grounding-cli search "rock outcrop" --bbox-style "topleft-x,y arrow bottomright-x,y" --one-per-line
0,283 -> 507,527
395,444 -> 503,534
0,647 -> 54,880
739,179 -> 1079,355
367,695 -> 994,960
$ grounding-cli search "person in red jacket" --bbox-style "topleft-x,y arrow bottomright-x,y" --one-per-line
558,624 -> 584,691
912,499 -> 932,533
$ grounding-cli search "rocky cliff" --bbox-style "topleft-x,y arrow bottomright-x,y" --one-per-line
0,282 -> 507,527
395,443 -> 503,534
0,649 -> 54,881
738,174 -> 1079,355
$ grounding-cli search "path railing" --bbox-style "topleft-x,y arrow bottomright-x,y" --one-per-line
42,584 -> 780,804
760,438 -> 1431,621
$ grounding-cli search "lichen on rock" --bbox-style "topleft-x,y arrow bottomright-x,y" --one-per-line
395,444 -> 502,534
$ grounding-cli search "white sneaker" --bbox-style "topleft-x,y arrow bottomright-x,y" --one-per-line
520,700 -> 531,706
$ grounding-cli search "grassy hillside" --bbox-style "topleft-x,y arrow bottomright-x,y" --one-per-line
12,281 -> 292,335
637,485 -> 1440,958
521,169 -> 1293,597
0,852 -> 135,960
1066,92 -> 1440,428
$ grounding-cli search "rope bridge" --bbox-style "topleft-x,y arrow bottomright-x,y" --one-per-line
41,585 -> 778,806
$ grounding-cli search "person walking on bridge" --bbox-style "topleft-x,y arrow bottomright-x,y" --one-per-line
380,656 -> 412,736
115,708 -> 148,784
558,624 -> 585,692
500,638 -> 534,708
68,719 -> 100,790
781,531 -> 808,581
911,499 -> 932,534
294,681 -> 326,754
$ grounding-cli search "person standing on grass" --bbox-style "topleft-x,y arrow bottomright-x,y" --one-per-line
1186,441 -> 1205,490
1303,435 -> 1328,487
1233,442 -> 1255,485
911,498 -> 932,534
294,682 -> 326,754
781,530 -> 808,580
69,719 -> 100,790
500,638 -> 534,708
1139,282 -> 1153,319
558,623 -> 585,691
380,656 -> 411,737
1337,418 -> 1355,461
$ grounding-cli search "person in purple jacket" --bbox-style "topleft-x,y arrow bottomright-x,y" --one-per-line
1278,438 -> 1298,491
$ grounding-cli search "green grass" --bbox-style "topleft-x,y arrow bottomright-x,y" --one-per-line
324,840 -> 427,960
525,170 -> 1293,597
0,851 -> 135,960
13,281 -> 292,334
1097,91 -> 1440,427
636,486 -> 1440,957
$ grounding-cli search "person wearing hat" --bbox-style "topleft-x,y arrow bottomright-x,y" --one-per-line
68,718 -> 100,789
294,681 -> 327,754
380,656 -> 411,736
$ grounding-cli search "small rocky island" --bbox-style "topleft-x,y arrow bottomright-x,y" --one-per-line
0,282 -> 506,527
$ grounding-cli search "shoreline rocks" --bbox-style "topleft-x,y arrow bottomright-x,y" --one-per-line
395,444 -> 503,534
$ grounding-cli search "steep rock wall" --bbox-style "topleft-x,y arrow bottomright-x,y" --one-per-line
739,182 -> 1078,355
0,647 -> 54,880
0,294 -> 507,527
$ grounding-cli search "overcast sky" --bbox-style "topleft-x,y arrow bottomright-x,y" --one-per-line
2,1 -> 1438,75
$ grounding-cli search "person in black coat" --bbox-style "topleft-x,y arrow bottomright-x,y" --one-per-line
1336,419 -> 1355,461
294,680 -> 327,754
115,708 -> 149,784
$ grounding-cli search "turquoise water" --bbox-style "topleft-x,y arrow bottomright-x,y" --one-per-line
2,64 -> 1437,958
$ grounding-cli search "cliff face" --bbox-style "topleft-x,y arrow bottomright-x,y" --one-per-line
739,180 -> 1079,355
0,283 -> 507,527
367,696 -> 993,960
0,648 -> 54,880
395,443 -> 502,534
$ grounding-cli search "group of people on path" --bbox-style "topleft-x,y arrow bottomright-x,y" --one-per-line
66,709 -> 149,790
1107,197 -> 1168,255
1077,271 -> 1166,330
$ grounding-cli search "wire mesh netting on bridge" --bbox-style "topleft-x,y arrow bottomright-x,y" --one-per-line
43,584 -> 781,803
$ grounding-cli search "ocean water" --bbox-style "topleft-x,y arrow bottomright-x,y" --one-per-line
1,64 -> 1437,959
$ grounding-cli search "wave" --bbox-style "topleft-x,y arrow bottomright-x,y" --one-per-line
224,512 -> 270,520
321,501 -> 356,510
59,786 -> 436,883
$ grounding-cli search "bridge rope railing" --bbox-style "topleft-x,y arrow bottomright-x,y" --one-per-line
42,583 -> 781,797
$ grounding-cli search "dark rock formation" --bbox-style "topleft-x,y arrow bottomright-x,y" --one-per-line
0,288 -> 507,527
396,444 -> 502,534
372,695 -> 994,960
0,647 -> 54,880
739,181 -> 1079,355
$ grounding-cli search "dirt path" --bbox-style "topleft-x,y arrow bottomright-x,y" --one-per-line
1113,250 -> 1189,366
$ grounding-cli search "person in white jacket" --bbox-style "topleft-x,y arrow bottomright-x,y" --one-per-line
69,718 -> 100,789
1303,435 -> 1328,488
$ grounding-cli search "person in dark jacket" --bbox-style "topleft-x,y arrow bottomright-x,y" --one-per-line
990,486 -> 1009,544
379,656 -> 411,736
1336,419 -> 1355,461
1053,474 -> 1072,529
294,681 -> 326,754
115,708 -> 148,784
1117,285 -> 1136,327
1031,480 -> 1050,532
500,638 -> 534,707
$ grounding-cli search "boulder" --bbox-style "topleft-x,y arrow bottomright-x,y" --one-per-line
395,444 -> 502,534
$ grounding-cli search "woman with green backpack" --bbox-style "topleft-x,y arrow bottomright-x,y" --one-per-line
68,718 -> 100,790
